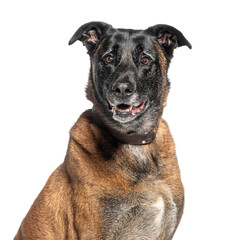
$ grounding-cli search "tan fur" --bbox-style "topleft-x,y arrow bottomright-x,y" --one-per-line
14,110 -> 183,239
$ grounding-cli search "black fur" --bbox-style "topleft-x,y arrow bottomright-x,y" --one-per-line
69,22 -> 191,136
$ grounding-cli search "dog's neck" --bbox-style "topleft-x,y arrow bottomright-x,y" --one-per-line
92,107 -> 156,145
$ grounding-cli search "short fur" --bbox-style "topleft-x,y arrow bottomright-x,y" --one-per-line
14,22 -> 191,240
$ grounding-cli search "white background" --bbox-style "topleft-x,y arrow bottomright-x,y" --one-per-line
1,0 -> 252,239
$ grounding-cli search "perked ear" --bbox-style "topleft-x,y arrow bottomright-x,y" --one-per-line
145,24 -> 192,59
68,21 -> 113,54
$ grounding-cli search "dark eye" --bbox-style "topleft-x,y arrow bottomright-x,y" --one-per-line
141,57 -> 150,65
105,55 -> 113,64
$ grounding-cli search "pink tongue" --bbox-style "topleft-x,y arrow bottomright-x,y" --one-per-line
132,102 -> 145,116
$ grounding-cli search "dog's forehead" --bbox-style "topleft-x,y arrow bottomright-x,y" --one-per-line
105,29 -> 155,52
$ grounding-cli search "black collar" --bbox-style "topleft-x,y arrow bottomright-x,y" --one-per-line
92,108 -> 156,145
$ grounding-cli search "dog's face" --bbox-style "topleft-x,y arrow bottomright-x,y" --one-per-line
69,22 -> 191,134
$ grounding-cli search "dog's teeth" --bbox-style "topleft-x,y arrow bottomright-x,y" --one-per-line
129,105 -> 133,111
114,105 -> 118,110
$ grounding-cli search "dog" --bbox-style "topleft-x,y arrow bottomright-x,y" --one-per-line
14,22 -> 191,240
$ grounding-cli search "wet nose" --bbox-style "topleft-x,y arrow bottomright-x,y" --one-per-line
112,81 -> 135,97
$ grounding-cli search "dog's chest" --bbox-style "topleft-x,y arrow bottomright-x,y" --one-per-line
100,145 -> 177,240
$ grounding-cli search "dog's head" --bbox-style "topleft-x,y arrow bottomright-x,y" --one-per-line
69,22 -> 191,136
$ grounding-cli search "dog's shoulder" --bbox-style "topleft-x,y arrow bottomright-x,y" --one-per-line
17,165 -> 75,239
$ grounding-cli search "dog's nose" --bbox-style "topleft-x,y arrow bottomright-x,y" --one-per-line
112,81 -> 135,97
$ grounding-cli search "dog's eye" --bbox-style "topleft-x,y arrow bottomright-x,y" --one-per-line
105,56 -> 113,64
141,57 -> 150,65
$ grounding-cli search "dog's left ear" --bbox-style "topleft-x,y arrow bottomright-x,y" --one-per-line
68,21 -> 113,54
145,24 -> 192,59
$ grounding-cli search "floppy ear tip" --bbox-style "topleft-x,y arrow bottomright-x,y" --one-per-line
68,36 -> 77,45
178,38 -> 192,50
187,42 -> 192,49
178,32 -> 192,49
68,39 -> 74,45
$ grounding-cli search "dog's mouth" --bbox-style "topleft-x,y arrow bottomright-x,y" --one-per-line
109,102 -> 146,122
110,102 -> 145,115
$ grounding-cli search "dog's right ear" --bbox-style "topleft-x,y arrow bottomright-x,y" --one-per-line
68,21 -> 113,54
145,24 -> 191,60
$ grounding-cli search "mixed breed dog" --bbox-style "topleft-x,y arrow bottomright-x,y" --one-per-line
14,21 -> 191,239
